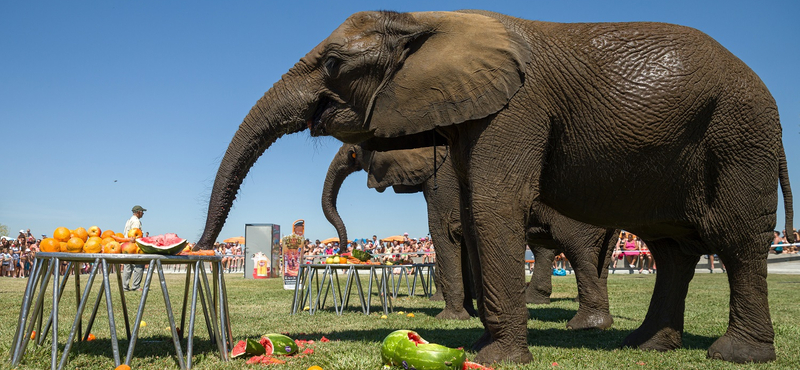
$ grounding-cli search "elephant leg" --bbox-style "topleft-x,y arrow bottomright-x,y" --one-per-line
525,246 -> 556,304
708,239 -> 775,363
622,239 -> 699,351
564,230 -> 615,330
433,234 -> 472,320
468,202 -> 532,364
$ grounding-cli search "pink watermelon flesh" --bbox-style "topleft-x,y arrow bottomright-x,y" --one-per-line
231,340 -> 247,358
139,233 -> 183,246
260,337 -> 273,355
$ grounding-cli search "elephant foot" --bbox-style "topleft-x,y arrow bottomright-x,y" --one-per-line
471,330 -> 492,352
525,292 -> 550,305
435,307 -> 471,320
429,290 -> 444,301
622,325 -> 682,352
566,309 -> 613,330
707,335 -> 775,363
474,338 -> 533,365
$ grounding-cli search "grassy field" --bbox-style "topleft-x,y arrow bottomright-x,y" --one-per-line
1,270 -> 799,369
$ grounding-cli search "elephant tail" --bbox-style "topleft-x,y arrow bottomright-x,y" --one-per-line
779,144 -> 795,243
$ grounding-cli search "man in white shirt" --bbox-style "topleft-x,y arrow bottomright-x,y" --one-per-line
122,205 -> 146,291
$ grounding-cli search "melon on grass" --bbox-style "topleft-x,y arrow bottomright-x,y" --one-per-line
135,233 -> 188,255
231,338 -> 266,358
261,333 -> 298,356
381,330 -> 466,370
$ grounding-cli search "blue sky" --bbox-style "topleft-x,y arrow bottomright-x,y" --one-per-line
1,0 -> 798,243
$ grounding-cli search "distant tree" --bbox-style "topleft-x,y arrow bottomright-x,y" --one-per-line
0,223 -> 8,238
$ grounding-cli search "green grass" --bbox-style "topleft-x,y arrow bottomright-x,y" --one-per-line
2,271 -> 800,369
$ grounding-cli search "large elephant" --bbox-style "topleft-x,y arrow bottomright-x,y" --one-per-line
321,143 -> 616,328
198,10 -> 793,364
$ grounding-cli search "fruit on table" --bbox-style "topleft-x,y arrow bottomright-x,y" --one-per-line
352,249 -> 373,262
127,228 -> 143,239
39,238 -> 60,253
261,333 -> 298,356
101,229 -> 116,239
121,242 -> 139,254
381,330 -> 466,370
71,227 -> 89,242
83,236 -> 103,254
135,233 -> 188,255
87,226 -> 102,238
231,338 -> 267,358
103,241 -> 121,254
53,227 -> 71,242
66,237 -> 84,253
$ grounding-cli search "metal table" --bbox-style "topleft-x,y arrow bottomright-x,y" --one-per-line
291,264 -> 395,316
9,252 -> 232,370
387,263 -> 435,299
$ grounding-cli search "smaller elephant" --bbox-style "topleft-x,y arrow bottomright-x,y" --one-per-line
322,143 -> 615,330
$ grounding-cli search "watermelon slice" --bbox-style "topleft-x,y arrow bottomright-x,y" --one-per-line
231,338 -> 266,358
135,233 -> 188,255
260,333 -> 298,356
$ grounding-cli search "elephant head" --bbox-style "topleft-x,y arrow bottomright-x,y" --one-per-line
321,143 -> 447,247
198,10 -> 529,248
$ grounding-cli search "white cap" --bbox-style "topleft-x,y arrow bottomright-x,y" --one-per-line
20,230 -> 25,233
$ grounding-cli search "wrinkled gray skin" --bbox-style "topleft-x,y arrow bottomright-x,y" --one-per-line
198,10 -> 793,365
322,143 -> 615,328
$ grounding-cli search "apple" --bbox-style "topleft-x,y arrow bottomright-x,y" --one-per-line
87,226 -> 102,238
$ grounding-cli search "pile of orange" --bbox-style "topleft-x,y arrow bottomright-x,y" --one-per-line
40,226 -> 143,254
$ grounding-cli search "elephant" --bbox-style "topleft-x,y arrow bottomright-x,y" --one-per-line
197,10 -> 794,365
321,142 -> 616,327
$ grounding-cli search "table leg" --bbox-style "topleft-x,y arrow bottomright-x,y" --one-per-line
58,259 -> 101,370
115,264 -> 131,340
40,262 -> 73,344
83,278 -> 105,342
342,266 -> 354,312
198,262 -> 223,359
353,267 -> 367,314
51,257 -> 60,370
73,262 -> 82,342
180,263 -> 192,341
101,259 -> 122,367
9,257 -> 42,364
215,261 -> 231,359
291,265 -> 306,314
185,261 -> 201,369
219,264 -> 233,352
123,262 -> 156,366
34,260 -> 55,347
155,260 -> 187,370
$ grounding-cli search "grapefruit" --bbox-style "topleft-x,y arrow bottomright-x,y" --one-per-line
66,237 -> 84,253
84,236 -> 103,254
53,227 -> 71,242
40,238 -> 60,253
71,227 -> 89,242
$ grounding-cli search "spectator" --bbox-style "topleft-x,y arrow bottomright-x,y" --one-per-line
772,230 -> 786,254
623,233 -> 640,273
122,205 -> 146,291
638,241 -> 653,274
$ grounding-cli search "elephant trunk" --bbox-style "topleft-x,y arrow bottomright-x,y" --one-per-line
321,146 -> 360,247
196,69 -> 312,249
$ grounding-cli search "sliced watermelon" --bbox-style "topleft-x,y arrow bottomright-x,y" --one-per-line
261,333 -> 298,356
231,338 -> 266,358
135,233 -> 188,255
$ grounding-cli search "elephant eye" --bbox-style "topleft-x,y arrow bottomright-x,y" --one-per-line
323,56 -> 340,77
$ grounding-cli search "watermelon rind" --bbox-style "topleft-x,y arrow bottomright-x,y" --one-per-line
352,248 -> 373,262
231,338 -> 266,358
381,330 -> 466,370
261,333 -> 297,356
135,234 -> 188,255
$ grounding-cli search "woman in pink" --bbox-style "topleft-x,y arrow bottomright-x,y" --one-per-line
623,233 -> 640,272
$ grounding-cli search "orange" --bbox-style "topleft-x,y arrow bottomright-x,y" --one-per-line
104,241 -> 121,254
101,229 -> 116,239
66,237 -> 84,253
307,367 -> 323,370
87,226 -> 102,238
30,330 -> 36,340
59,242 -> 68,253
101,237 -> 115,246
115,232 -> 125,238
71,227 -> 89,242
53,227 -> 71,242
115,365 -> 131,370
127,228 -> 143,239
87,333 -> 96,341
40,238 -> 60,253
83,236 -> 103,254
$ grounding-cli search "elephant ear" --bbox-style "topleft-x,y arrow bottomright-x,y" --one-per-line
367,146 -> 448,189
369,11 -> 530,138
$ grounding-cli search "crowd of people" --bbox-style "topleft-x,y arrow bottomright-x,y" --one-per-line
301,233 -> 436,265
0,229 -> 38,278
